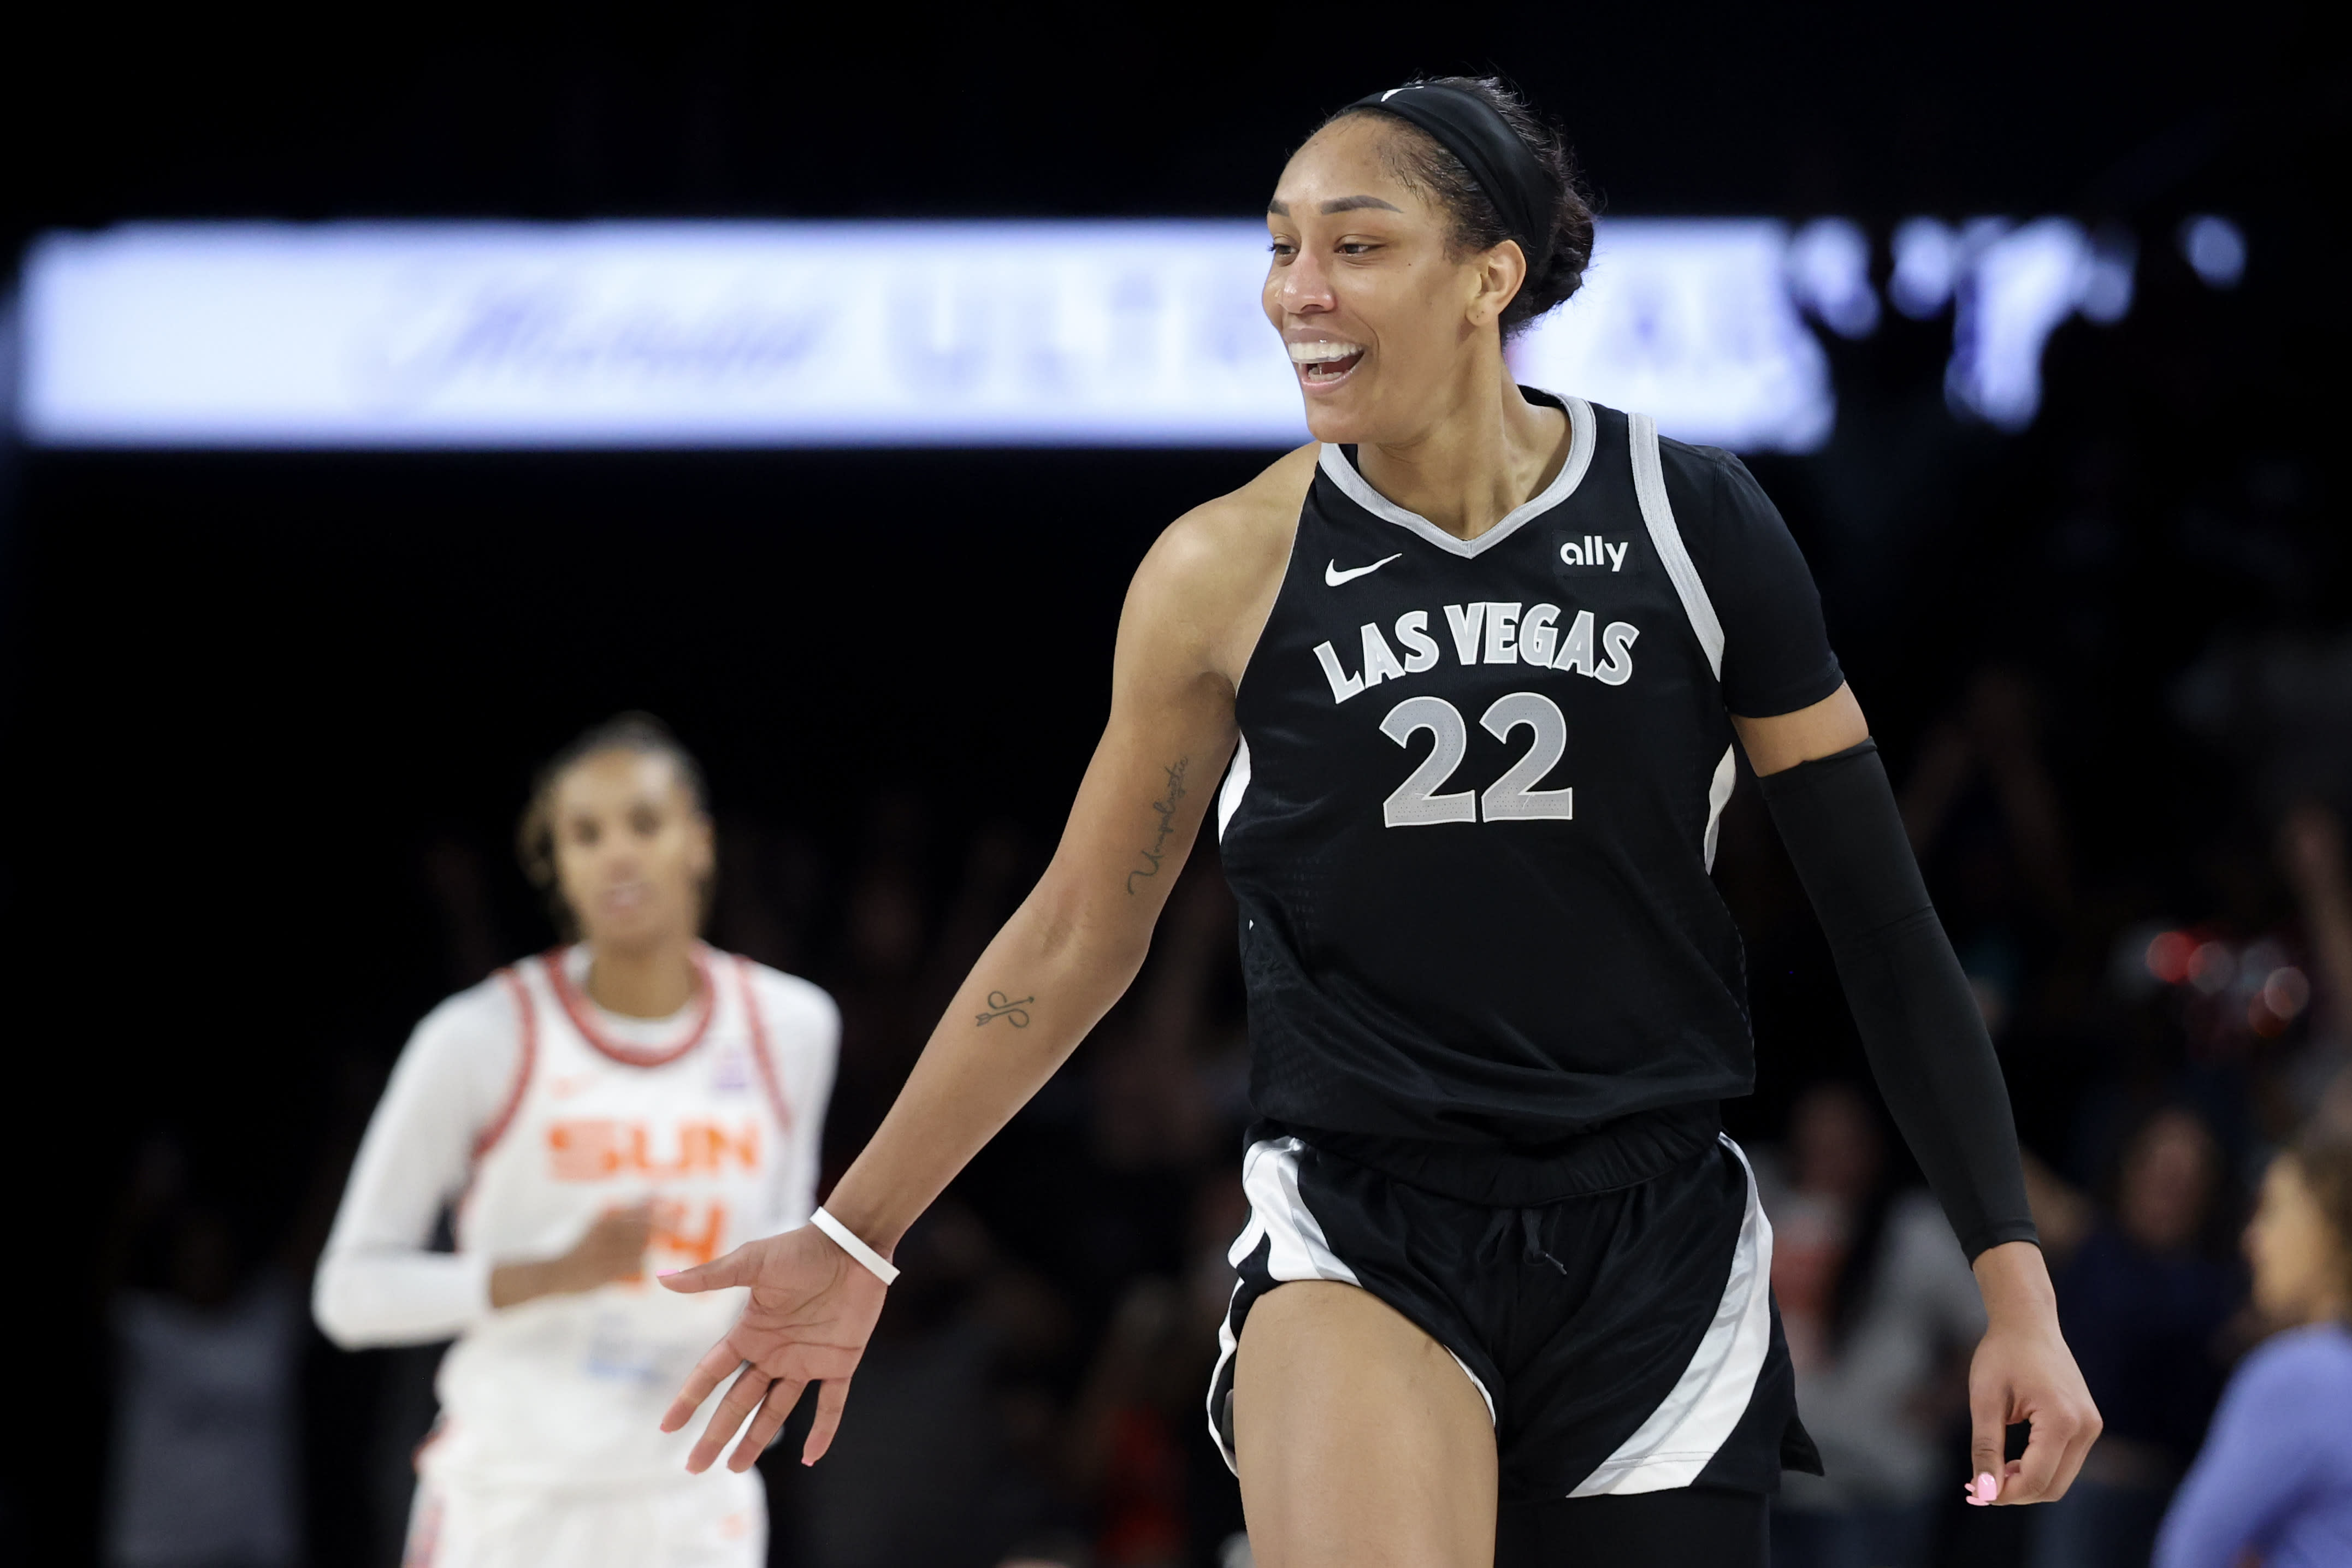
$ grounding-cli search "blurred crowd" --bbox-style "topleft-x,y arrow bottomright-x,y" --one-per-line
1733,662 -> 2352,1568
92,663 -> 2352,1568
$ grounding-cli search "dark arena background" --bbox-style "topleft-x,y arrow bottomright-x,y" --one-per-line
3,4 -> 2345,1566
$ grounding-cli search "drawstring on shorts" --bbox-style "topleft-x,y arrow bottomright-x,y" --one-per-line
1520,1208 -> 1570,1276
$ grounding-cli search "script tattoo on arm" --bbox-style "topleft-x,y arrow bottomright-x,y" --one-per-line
1126,757 -> 1191,896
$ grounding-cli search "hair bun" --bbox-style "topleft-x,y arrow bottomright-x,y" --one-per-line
1332,75 -> 1595,336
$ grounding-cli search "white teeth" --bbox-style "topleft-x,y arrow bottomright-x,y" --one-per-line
1287,340 -> 1364,364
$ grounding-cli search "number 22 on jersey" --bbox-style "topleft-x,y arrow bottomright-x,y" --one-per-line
1380,691 -> 1576,827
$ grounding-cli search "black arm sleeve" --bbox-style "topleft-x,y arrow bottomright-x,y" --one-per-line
1756,738 -> 2038,1261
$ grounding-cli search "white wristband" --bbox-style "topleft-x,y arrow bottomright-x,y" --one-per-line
809,1206 -> 900,1286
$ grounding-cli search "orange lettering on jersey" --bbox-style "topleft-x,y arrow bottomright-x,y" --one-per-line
547,1119 -> 764,1180
657,1200 -> 727,1268
701,1121 -> 761,1171
629,1123 -> 694,1178
548,1120 -> 623,1180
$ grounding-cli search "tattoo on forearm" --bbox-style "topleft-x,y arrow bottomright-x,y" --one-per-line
975,991 -> 1033,1028
1126,757 -> 1192,896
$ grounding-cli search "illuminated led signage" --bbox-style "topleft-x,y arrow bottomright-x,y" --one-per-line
13,216 -> 2165,451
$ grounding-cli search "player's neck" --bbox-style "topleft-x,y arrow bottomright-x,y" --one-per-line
1356,360 -> 1564,542
581,937 -> 702,1019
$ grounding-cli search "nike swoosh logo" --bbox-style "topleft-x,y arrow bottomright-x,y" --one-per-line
1326,553 -> 1402,587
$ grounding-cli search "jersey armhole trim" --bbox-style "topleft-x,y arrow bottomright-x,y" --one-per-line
1703,745 -> 1736,872
471,967 -> 539,1162
1628,413 -> 1726,679
1216,734 -> 1253,843
733,955 -> 795,1134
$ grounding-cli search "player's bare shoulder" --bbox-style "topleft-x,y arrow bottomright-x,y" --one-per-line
1125,442 -> 1317,690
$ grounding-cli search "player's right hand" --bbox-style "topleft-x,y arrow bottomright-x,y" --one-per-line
655,1222 -> 888,1473
564,1202 -> 657,1289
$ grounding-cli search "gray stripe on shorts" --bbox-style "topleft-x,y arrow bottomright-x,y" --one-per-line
1568,1134 -> 1775,1496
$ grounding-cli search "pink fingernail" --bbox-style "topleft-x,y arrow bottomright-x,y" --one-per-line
1974,1472 -> 2000,1505
656,1268 -> 680,1278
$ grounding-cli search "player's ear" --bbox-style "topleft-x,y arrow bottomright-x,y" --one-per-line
1468,240 -> 1526,330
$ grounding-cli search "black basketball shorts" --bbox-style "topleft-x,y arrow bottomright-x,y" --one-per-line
1206,1131 -> 1819,1505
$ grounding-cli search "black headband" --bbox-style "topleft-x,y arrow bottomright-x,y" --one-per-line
1346,84 -> 1556,275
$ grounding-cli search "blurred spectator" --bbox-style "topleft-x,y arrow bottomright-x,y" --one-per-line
2069,802 -> 2352,1216
1900,669 -> 2079,1074
1060,1175 -> 1249,1568
2173,632 -> 2352,830
1088,867 -> 1231,1176
2019,1151 -> 2096,1262
102,1140 -> 305,1568
2320,1064 -> 2352,1138
2155,1129 -> 2352,1568
2028,1107 -> 2239,1568
1902,668 -> 2076,922
2277,802 -> 2352,1114
779,1199 -> 1077,1568
1065,1280 -> 1194,1567
824,795 -> 936,1163
712,816 -> 823,977
1762,1083 -> 1982,1568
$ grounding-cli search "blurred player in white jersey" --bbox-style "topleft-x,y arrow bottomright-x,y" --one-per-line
315,714 -> 838,1568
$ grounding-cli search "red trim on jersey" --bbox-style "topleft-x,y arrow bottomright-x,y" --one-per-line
472,968 -> 540,1161
734,954 -> 795,1134
543,943 -> 717,1067
404,1422 -> 448,1565
402,1493 -> 441,1568
411,1418 -> 448,1477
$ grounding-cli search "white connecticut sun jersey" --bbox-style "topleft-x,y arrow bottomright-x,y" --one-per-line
316,945 -> 838,1491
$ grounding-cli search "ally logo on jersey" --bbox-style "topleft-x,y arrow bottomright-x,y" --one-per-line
1314,599 -> 1641,705
1557,534 -> 1633,572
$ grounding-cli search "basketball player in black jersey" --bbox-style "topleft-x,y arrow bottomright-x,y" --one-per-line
656,79 -> 2100,1566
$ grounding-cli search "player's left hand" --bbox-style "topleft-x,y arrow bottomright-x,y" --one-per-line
1964,1241 -> 2102,1505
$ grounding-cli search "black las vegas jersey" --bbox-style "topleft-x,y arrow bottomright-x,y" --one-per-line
1217,392 -> 1845,1203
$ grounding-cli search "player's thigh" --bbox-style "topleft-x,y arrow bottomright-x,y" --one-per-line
1233,1278 -> 1497,1568
1495,1486 -> 1768,1568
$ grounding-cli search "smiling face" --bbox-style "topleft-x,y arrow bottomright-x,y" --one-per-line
1264,114 -> 1527,445
547,749 -> 713,955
